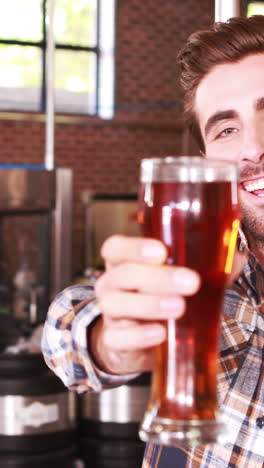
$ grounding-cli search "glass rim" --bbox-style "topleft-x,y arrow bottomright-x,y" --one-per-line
140,156 -> 237,169
140,156 -> 238,183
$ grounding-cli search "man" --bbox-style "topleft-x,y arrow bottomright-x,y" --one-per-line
42,15 -> 264,467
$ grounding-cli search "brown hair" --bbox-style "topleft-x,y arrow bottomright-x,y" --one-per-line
178,15 -> 264,151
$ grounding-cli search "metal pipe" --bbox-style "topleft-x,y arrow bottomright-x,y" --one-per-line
45,0 -> 55,171
215,0 -> 240,22
52,168 -> 73,297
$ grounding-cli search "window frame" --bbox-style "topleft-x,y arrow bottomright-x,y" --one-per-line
246,1 -> 264,16
0,0 -> 115,117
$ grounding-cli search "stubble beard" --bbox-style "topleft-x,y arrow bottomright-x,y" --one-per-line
240,203 -> 264,243
239,163 -> 264,243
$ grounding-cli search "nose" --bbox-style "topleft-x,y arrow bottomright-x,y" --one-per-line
240,120 -> 264,164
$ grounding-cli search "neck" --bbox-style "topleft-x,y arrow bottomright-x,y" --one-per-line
243,228 -> 264,268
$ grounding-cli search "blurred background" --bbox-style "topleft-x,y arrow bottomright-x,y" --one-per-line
0,0 -> 261,285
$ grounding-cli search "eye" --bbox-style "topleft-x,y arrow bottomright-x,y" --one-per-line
217,127 -> 238,139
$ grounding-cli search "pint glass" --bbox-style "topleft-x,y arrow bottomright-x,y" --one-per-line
138,157 -> 239,446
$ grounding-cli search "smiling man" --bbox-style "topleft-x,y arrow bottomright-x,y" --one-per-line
196,53 -> 264,262
42,15 -> 264,468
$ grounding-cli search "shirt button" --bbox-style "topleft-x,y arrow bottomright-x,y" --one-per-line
256,417 -> 264,429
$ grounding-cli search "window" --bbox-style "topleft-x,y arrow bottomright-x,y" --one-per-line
0,0 -> 115,118
247,1 -> 264,16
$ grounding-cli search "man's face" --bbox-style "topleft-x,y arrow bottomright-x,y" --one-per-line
195,53 -> 264,241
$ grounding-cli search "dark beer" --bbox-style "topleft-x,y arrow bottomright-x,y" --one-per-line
138,180 -> 239,422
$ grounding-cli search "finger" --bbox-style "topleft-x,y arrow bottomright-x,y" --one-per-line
104,321 -> 167,351
101,235 -> 167,269
96,263 -> 201,296
99,290 -> 185,320
90,316 -> 157,374
105,346 -> 156,374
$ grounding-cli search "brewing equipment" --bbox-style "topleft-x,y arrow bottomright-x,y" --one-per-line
83,193 -> 139,269
78,374 -> 150,468
0,352 -> 77,467
0,164 -> 72,323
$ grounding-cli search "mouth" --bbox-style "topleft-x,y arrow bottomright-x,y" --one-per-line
241,176 -> 264,197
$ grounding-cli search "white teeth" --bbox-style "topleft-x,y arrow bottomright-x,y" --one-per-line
243,178 -> 264,192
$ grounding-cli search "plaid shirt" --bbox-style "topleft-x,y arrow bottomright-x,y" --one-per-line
42,232 -> 264,467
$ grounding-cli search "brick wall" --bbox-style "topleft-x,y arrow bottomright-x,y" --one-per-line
0,0 -> 214,282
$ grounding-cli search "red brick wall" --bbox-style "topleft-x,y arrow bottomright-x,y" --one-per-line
0,0 -> 214,279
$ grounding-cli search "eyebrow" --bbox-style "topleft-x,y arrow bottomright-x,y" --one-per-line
204,97 -> 264,138
204,110 -> 238,137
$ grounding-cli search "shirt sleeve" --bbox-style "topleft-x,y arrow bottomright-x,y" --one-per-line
41,284 -> 140,393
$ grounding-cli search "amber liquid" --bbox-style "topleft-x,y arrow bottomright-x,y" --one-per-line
138,181 -> 239,421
